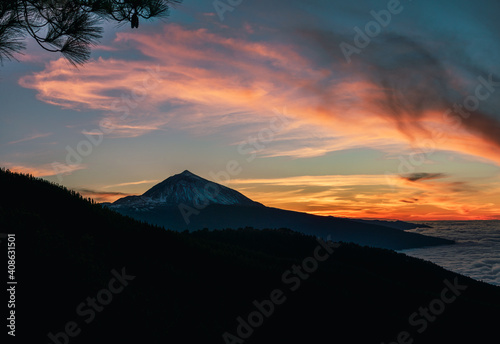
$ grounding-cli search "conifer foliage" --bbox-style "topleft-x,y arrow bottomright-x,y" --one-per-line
0,0 -> 181,65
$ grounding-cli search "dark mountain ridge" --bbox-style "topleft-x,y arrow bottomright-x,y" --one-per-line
106,170 -> 453,250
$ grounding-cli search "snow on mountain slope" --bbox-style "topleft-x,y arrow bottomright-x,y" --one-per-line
111,170 -> 262,208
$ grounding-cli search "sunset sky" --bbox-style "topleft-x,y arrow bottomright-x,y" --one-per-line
1,0 -> 500,220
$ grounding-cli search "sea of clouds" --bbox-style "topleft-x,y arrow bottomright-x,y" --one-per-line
401,221 -> 500,286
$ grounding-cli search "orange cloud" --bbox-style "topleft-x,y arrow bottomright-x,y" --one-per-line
3,162 -> 86,178
103,179 -> 160,188
76,188 -> 131,203
16,23 -> 500,220
229,174 -> 500,221
18,24 -> 500,166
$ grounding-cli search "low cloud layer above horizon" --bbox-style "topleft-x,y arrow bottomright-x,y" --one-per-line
1,0 -> 500,220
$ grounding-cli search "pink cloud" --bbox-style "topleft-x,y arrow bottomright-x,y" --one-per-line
17,23 -> 500,166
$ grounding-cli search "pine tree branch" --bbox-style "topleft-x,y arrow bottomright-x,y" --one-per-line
0,0 -> 182,66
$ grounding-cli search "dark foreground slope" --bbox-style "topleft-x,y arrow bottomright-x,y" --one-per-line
1,169 -> 499,344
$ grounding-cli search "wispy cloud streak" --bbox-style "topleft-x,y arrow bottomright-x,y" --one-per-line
8,133 -> 52,145
103,179 -> 159,189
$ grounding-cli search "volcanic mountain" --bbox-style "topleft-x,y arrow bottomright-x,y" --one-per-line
111,170 -> 262,208
105,170 -> 453,250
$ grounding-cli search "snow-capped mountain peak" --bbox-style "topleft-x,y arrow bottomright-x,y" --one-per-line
111,170 -> 262,208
